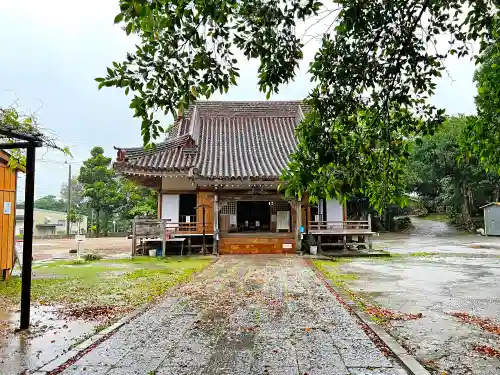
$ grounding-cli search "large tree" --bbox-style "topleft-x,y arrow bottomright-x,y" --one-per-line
116,178 -> 157,220
464,18 -> 500,173
407,115 -> 500,228
99,1 -> 498,210
34,195 -> 66,212
78,147 -> 117,237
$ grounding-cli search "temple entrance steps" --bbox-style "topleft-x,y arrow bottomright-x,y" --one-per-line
219,234 -> 296,254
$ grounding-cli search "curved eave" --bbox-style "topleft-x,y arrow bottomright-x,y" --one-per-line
113,162 -> 192,177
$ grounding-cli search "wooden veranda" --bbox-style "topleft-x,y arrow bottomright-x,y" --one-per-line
308,216 -> 375,250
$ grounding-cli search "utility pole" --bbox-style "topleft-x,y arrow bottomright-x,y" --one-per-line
66,163 -> 71,236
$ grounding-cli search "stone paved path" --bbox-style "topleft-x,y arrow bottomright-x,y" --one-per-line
61,256 -> 407,375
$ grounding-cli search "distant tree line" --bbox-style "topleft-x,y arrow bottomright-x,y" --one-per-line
33,146 -> 157,237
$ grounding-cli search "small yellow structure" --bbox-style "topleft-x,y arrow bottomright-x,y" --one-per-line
0,150 -> 18,279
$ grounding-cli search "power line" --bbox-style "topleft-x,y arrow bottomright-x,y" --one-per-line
38,159 -> 83,165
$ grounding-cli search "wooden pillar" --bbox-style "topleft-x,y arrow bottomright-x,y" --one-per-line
343,195 -> 348,221
20,145 -> 35,330
131,218 -> 137,256
202,205 -> 206,254
157,192 -> 162,219
295,199 -> 302,249
213,191 -> 219,255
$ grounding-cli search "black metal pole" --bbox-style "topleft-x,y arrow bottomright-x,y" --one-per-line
20,145 -> 36,329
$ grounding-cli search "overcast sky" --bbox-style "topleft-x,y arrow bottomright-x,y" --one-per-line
0,1 -> 477,200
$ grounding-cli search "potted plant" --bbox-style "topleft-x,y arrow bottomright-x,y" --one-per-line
309,236 -> 318,255
303,234 -> 317,255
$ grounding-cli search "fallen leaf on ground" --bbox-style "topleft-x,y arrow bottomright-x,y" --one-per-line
473,344 -> 500,358
447,312 -> 500,335
365,306 -> 422,321
60,305 -> 125,322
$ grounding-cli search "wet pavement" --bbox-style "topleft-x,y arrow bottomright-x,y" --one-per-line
0,305 -> 96,375
336,218 -> 500,374
59,256 -> 406,375
377,217 -> 500,256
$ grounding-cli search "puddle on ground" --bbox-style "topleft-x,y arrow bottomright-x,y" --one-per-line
0,304 -> 96,374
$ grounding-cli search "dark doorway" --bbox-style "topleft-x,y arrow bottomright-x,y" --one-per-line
237,201 -> 271,232
179,194 -> 197,222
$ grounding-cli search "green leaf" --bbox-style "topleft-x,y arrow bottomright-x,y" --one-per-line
96,0 -> 500,212
114,13 -> 124,24
126,23 -> 134,35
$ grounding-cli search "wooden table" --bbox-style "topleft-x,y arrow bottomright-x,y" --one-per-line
165,238 -> 186,256
142,237 -> 186,256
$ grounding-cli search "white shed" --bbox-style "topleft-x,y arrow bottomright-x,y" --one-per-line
480,202 -> 500,236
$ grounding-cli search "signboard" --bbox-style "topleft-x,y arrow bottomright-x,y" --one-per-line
282,243 -> 293,249
3,202 -> 11,214
75,234 -> 86,242
277,211 -> 290,231
229,215 -> 237,226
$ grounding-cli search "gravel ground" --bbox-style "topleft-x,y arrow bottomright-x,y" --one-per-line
30,237 -> 131,261
60,255 -> 407,375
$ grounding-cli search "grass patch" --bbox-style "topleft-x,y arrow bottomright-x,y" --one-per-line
312,259 -> 359,289
364,252 -> 404,261
408,251 -> 439,257
0,256 -> 213,308
312,259 -> 389,324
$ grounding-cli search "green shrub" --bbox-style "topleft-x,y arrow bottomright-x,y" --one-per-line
301,233 -> 317,253
83,252 -> 103,261
412,207 -> 428,217
393,216 -> 412,231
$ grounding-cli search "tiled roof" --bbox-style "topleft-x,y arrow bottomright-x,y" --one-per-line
114,101 -> 306,181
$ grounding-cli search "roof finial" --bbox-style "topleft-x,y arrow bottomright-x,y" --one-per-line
116,148 -> 127,162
